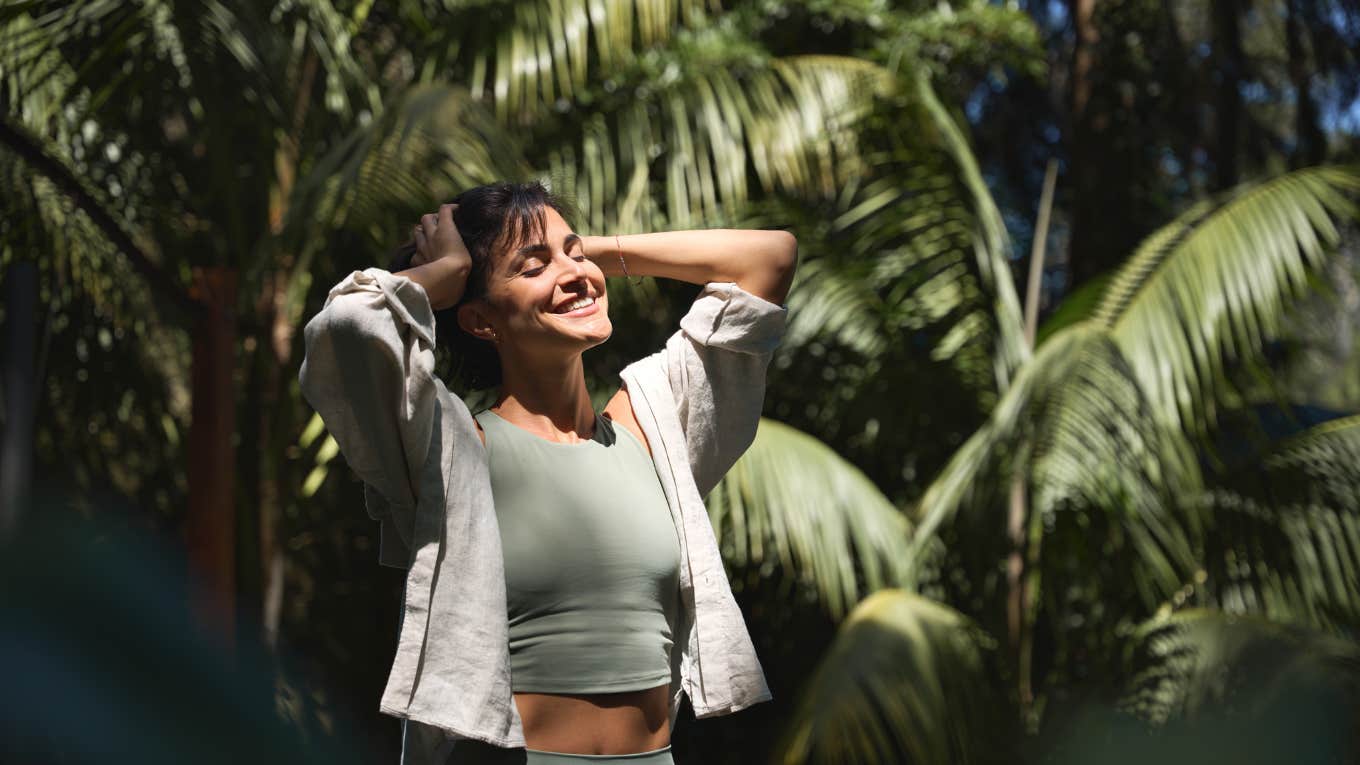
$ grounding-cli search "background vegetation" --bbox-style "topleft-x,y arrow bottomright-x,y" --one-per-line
2,0 -> 1359,762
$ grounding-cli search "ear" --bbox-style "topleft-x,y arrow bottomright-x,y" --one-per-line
457,300 -> 499,343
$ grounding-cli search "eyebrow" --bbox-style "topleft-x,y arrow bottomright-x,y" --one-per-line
513,234 -> 582,260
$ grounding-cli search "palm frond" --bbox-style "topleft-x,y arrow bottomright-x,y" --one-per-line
273,82 -> 527,326
780,73 -> 1026,405
461,0 -> 714,123
291,0 -> 383,116
910,71 -> 1027,388
1097,166 -> 1360,435
1120,610 -> 1360,727
547,53 -> 887,234
775,589 -> 1009,765
1262,412 -> 1360,505
0,8 -> 186,315
1194,415 -> 1360,629
706,419 -> 911,619
782,256 -> 890,358
908,325 -> 1203,605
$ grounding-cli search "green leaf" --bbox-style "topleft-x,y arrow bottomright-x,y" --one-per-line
909,326 -> 1204,606
1035,271 -> 1112,347
1097,166 -> 1360,435
1121,610 -> 1360,727
776,589 -> 1010,765
707,419 -> 911,618
1196,415 -> 1360,630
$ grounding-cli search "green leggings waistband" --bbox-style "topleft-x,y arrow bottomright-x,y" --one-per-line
524,745 -> 672,764
451,740 -> 674,765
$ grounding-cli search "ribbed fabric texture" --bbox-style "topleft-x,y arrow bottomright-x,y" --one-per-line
475,410 -> 680,694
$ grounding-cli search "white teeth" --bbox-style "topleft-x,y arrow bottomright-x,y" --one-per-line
558,296 -> 594,313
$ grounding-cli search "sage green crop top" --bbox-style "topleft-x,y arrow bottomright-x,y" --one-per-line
474,409 -> 682,694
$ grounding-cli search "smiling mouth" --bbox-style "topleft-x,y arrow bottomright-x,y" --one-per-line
552,295 -> 597,314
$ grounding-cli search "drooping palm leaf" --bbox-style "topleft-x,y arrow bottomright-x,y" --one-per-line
1195,415 -> 1360,629
706,418 -> 911,618
270,83 -> 527,290
910,166 -> 1360,625
1120,610 -> 1360,730
908,326 -> 1204,605
780,71 -> 1028,411
776,589 -> 1010,765
1096,166 -> 1360,435
909,71 -> 1027,388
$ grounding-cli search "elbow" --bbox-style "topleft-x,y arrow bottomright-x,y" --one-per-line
772,230 -> 798,274
764,230 -> 798,304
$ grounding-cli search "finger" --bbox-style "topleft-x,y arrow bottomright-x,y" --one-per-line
421,212 -> 437,241
438,203 -> 457,229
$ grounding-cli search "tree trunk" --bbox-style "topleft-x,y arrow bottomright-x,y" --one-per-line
186,267 -> 239,649
1287,0 -> 1326,168
1064,0 -> 1110,287
1213,0 -> 1244,189
258,283 -> 296,649
1009,160 -> 1058,720
1,261 -> 39,540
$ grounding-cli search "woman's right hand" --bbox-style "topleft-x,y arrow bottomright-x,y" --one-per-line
405,203 -> 472,310
412,203 -> 471,271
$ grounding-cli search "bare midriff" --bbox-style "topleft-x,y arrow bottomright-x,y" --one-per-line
513,684 -> 670,754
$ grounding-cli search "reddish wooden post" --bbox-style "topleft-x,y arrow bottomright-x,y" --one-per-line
187,266 -> 238,649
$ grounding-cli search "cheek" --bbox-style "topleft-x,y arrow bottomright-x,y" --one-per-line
488,281 -> 546,322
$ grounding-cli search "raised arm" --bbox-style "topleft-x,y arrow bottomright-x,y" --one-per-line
299,267 -> 439,566
584,229 -> 798,305
401,203 -> 472,310
297,204 -> 473,566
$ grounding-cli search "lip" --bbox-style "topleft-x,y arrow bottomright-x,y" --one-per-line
550,294 -> 601,317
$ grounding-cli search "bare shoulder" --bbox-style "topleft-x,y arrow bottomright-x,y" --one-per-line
602,385 -> 651,457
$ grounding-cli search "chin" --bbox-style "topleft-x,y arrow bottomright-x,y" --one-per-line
579,316 -> 613,348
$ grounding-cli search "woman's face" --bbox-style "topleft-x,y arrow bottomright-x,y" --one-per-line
462,207 -> 612,362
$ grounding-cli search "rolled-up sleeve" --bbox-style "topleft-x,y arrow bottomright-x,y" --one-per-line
662,282 -> 788,496
299,268 -> 439,567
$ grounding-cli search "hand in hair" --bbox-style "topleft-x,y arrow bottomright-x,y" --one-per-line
404,203 -> 472,310
412,203 -> 470,270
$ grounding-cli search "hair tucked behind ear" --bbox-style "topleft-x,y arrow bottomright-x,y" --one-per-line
387,181 -> 573,390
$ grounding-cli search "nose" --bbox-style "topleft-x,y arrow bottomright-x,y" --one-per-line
556,250 -> 587,285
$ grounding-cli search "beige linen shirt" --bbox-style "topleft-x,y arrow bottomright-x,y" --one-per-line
299,269 -> 782,763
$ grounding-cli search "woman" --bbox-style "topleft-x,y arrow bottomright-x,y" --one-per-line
299,182 -> 796,765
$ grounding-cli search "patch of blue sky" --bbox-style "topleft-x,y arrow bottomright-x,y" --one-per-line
1046,0 -> 1068,27
1321,96 -> 1360,134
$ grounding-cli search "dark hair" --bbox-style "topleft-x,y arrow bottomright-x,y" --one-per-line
388,181 -> 572,390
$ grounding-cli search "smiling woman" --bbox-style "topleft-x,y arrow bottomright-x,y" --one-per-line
299,181 -> 796,765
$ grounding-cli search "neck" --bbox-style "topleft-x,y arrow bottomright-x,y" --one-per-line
494,352 -> 595,440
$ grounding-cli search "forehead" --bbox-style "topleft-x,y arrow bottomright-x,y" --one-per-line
501,208 -> 575,256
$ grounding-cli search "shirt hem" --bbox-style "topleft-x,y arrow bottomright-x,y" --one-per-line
379,703 -> 526,749
511,675 -> 673,695
692,689 -> 774,719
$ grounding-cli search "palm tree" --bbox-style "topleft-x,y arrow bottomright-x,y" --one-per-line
0,0 -> 533,643
776,165 -> 1360,761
